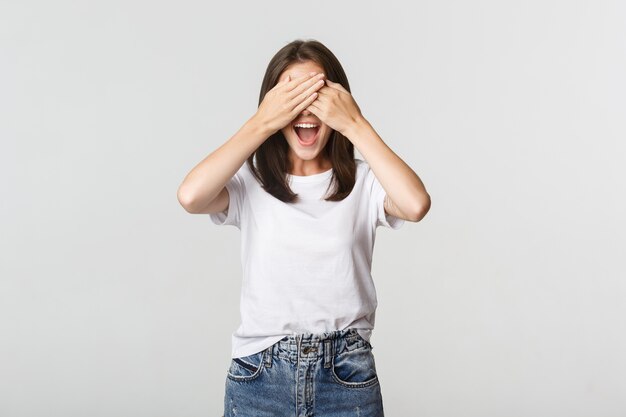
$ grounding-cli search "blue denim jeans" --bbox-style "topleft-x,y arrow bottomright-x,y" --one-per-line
223,328 -> 384,416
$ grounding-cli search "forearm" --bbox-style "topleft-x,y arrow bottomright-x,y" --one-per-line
177,115 -> 270,213
345,117 -> 430,220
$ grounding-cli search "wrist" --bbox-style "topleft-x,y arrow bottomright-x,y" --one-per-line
247,114 -> 274,139
343,115 -> 370,142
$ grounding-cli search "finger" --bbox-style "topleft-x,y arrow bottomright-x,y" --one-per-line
306,101 -> 321,113
287,73 -> 325,98
313,85 -> 330,98
306,105 -> 318,117
324,79 -> 349,94
270,74 -> 291,92
285,72 -> 320,92
287,78 -> 325,109
309,88 -> 328,103
292,91 -> 319,115
305,104 -> 319,118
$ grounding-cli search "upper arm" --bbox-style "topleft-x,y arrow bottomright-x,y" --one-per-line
382,193 -> 413,222
363,163 -> 405,230
197,186 -> 230,214
208,169 -> 246,229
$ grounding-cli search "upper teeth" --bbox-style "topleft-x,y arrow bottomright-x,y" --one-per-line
294,123 -> 318,128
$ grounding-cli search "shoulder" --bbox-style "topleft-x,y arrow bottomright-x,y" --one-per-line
351,158 -> 373,186
234,160 -> 254,182
355,158 -> 368,174
355,158 -> 373,181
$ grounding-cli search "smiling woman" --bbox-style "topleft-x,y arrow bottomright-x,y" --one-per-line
177,37 -> 430,417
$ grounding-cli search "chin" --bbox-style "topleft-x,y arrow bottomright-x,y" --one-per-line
291,148 -> 323,160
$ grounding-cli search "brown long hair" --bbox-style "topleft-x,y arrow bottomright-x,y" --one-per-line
244,39 -> 357,203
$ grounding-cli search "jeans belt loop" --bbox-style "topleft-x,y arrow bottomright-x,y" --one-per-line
323,339 -> 332,369
264,344 -> 273,368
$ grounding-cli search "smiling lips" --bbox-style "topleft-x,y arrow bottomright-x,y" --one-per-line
293,123 -> 320,146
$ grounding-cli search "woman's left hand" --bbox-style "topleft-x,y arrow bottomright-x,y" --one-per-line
306,79 -> 364,137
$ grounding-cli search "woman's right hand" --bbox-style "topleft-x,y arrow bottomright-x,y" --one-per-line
253,72 -> 327,136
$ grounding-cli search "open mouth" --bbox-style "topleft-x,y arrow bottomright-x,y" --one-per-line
293,123 -> 320,146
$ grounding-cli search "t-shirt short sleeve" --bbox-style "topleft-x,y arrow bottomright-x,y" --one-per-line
364,163 -> 405,230
209,166 -> 246,229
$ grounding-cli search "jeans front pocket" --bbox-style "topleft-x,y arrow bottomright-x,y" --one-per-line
330,342 -> 379,388
226,350 -> 266,382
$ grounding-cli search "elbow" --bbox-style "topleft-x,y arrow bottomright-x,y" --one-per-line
410,193 -> 431,222
177,185 -> 200,214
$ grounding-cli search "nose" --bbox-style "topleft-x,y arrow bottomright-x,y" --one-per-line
300,108 -> 312,116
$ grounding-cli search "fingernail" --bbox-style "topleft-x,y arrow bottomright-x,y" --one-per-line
309,72 -> 317,76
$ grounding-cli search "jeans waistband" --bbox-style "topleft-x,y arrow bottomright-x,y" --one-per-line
262,328 -> 370,368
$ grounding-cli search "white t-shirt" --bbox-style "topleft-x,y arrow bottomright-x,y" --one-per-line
210,158 -> 404,358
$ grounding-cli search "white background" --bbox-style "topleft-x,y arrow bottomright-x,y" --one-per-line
1,0 -> 625,416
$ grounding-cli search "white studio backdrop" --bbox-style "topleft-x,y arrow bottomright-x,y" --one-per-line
1,1 -> 625,416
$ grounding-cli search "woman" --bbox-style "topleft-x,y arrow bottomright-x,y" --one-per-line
177,39 -> 430,417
